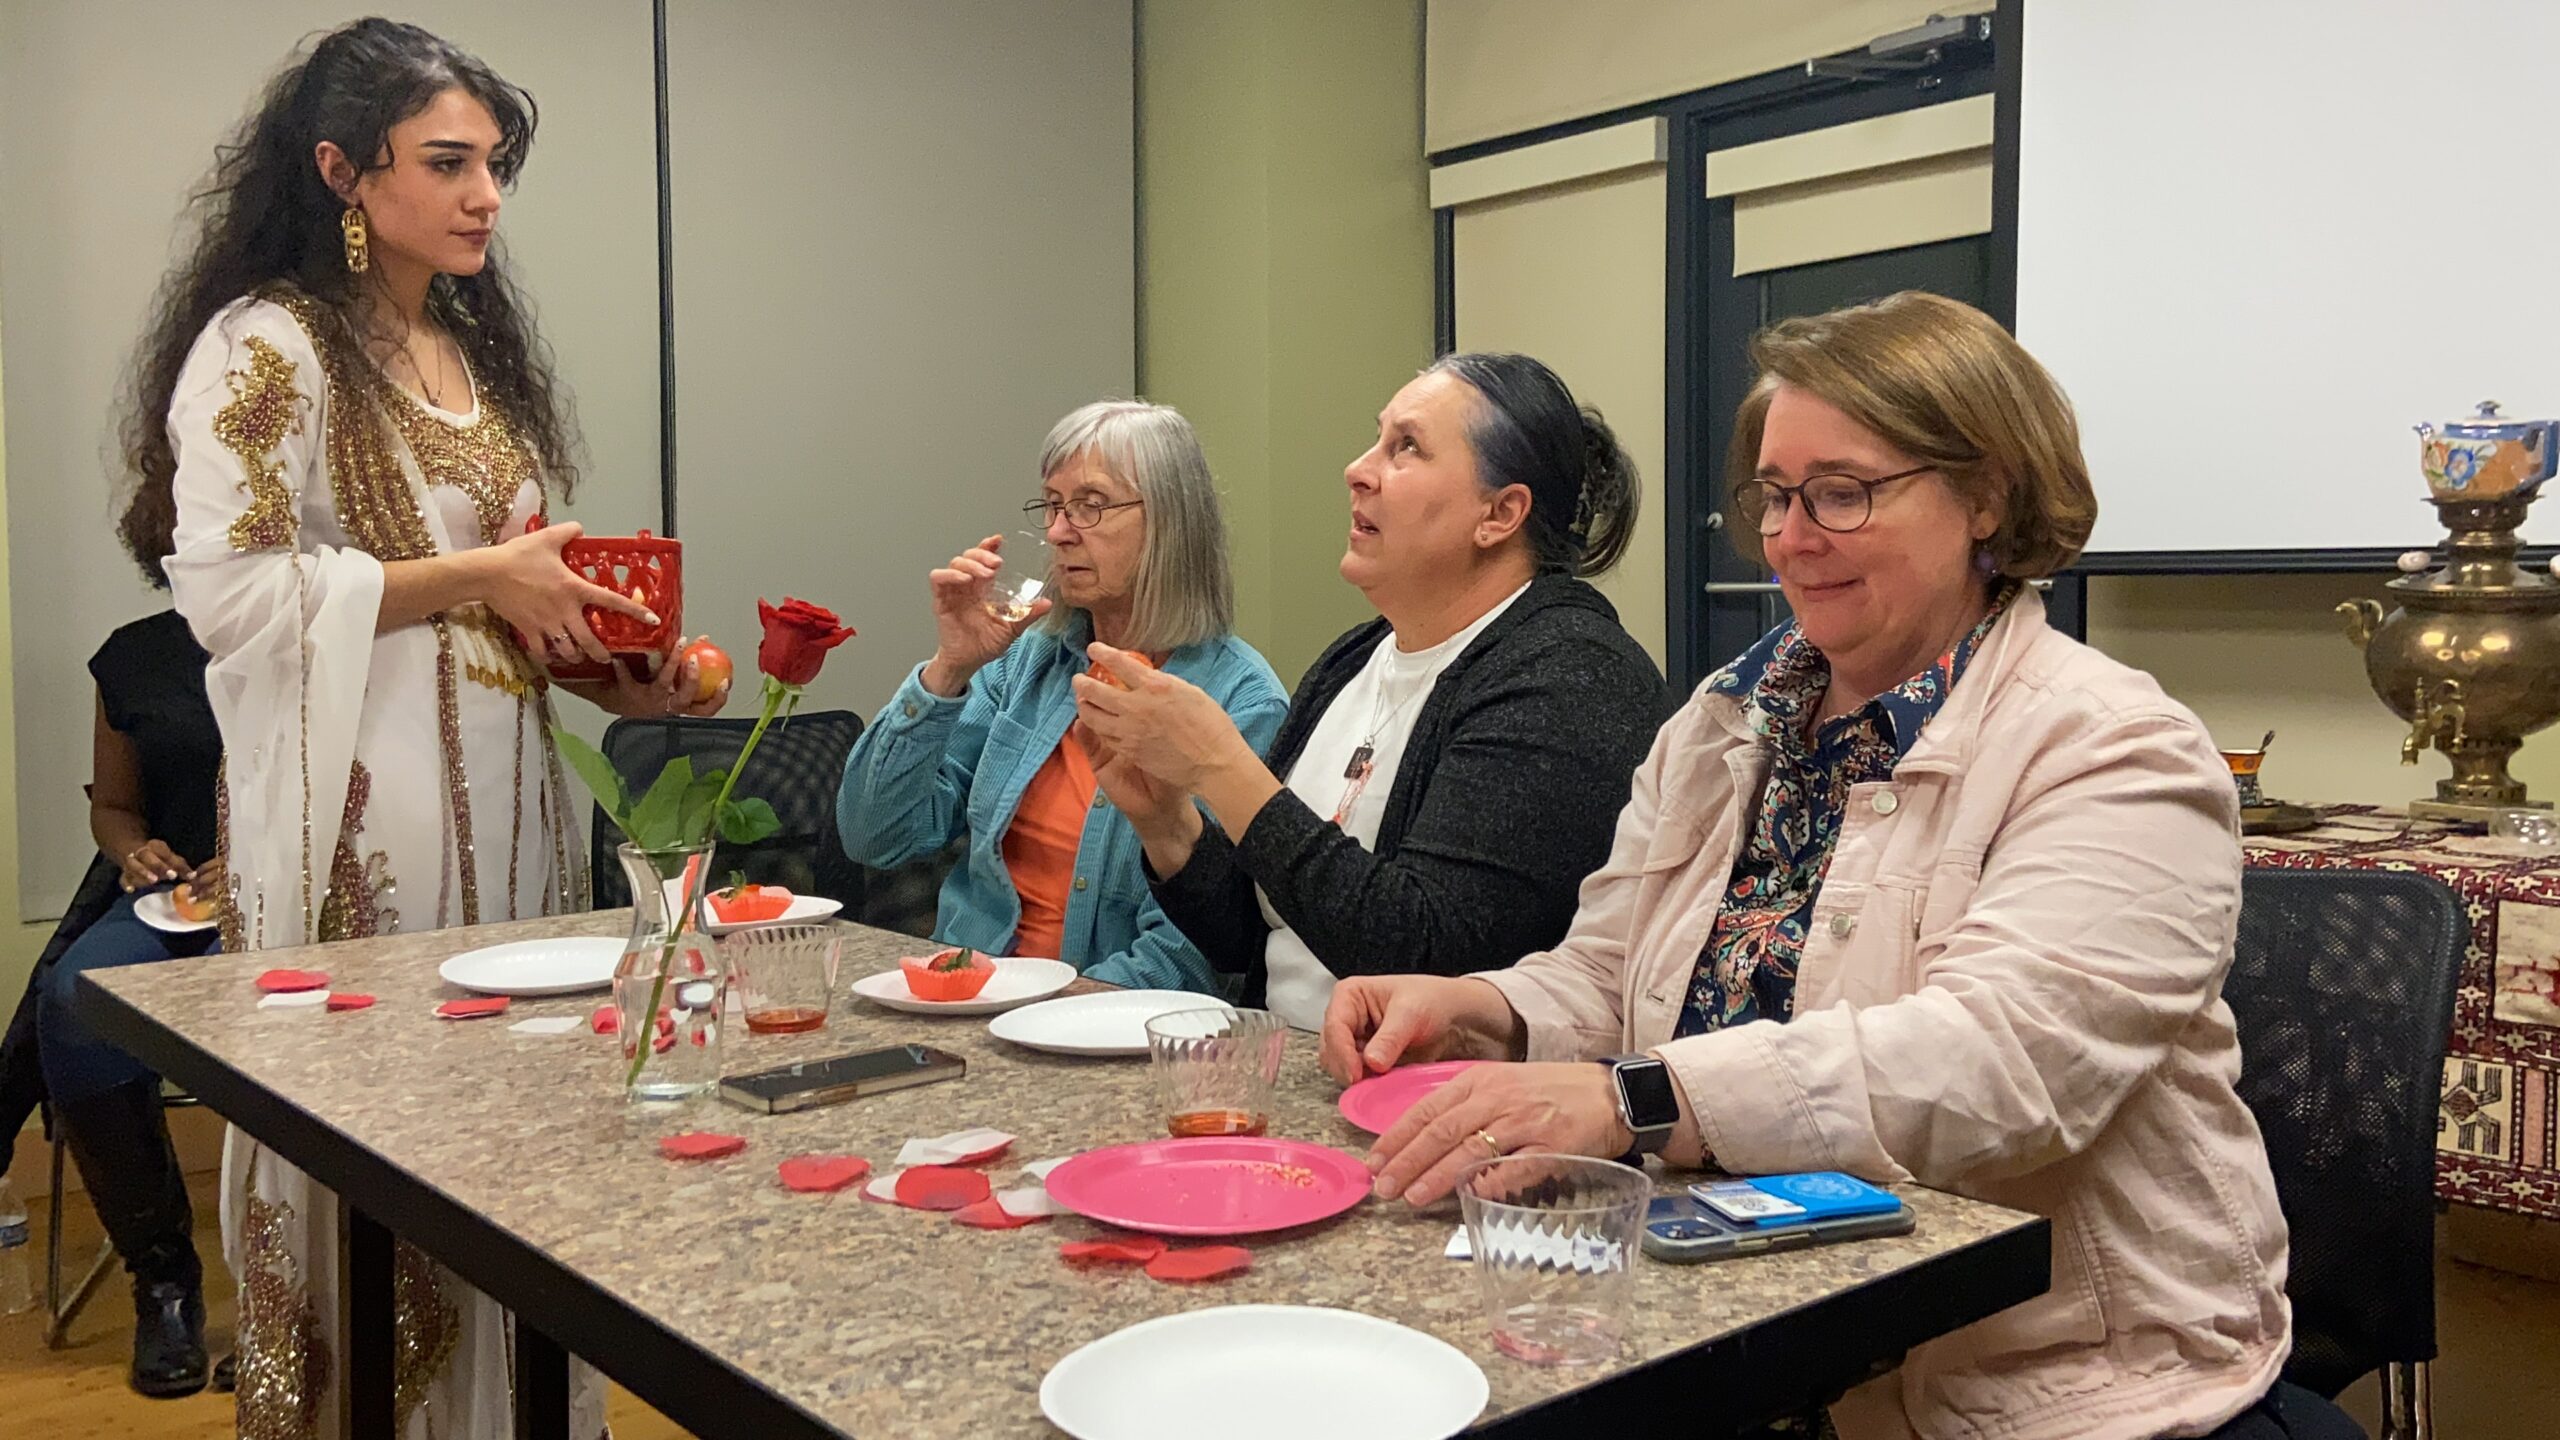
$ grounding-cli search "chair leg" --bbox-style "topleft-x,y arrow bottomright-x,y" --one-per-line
2379,1361 -> 2433,1440
44,1126 -> 64,1317
45,1242 -> 117,1350
42,1124 -> 121,1348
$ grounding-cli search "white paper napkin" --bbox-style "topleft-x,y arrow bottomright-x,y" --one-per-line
894,1127 -> 1015,1167
258,990 -> 330,1010
992,1185 -> 1067,1218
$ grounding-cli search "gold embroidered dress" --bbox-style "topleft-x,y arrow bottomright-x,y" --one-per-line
164,290 -> 600,1438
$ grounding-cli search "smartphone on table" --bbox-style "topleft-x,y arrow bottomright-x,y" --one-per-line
718,1044 -> 966,1115
1640,1171 -> 1913,1264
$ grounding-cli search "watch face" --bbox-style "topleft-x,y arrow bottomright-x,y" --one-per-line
1616,1060 -> 1681,1130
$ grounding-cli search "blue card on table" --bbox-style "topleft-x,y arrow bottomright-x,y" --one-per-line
1690,1172 -> 1902,1227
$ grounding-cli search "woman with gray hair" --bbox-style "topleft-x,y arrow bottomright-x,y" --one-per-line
1073,354 -> 1664,1028
838,400 -> 1287,992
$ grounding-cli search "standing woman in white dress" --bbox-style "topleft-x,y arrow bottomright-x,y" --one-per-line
123,19 -> 727,1435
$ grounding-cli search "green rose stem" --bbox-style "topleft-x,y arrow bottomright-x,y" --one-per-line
624,674 -> 798,1087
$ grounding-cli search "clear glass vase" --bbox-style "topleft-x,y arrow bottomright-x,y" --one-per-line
612,841 -> 725,1102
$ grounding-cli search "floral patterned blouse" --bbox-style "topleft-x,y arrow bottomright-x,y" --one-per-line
1675,584 -> 2017,1038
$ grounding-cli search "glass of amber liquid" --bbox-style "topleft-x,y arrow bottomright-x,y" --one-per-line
720,924 -> 842,1035
1146,1008 -> 1286,1138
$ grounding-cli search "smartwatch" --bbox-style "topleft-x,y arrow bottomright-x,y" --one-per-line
1603,1053 -> 1680,1155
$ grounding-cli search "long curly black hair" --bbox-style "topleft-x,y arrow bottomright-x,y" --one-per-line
117,17 -> 578,582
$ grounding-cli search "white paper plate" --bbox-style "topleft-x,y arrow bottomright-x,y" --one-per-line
1042,1306 -> 1487,1440
658,880 -> 843,936
849,956 -> 1078,1016
985,989 -> 1225,1057
437,937 -> 625,996
133,888 -> 217,935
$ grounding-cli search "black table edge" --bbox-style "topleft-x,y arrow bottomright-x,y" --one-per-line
82,969 -> 2051,1438
78,970 -> 843,1440
1478,1214 -> 2053,1435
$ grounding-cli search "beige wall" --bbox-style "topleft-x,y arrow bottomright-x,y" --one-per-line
665,0 -> 1134,722
0,299 -> 45,1007
1426,0 -> 1969,152
1452,168 -> 1668,664
2086,573 -> 2560,811
1137,0 -> 1434,683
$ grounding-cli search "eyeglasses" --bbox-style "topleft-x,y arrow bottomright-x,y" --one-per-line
1023,496 -> 1145,530
1733,465 -> 1935,537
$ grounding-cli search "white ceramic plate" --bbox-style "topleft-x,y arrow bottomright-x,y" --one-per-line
985,989 -> 1225,1057
436,937 -> 625,997
657,879 -> 843,936
133,888 -> 217,935
849,956 -> 1078,1016
1041,1305 -> 1487,1440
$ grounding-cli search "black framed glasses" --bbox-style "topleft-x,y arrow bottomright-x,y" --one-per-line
1732,465 -> 1935,537
1023,496 -> 1145,530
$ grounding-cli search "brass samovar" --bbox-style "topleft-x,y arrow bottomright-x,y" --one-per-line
2340,402 -> 2560,822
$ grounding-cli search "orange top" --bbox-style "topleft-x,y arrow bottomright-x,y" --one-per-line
1001,729 -> 1099,959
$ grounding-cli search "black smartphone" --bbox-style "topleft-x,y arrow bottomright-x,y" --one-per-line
717,1044 -> 966,1115
1638,1192 -> 1915,1264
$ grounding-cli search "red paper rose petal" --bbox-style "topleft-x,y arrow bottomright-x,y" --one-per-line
893,1165 -> 993,1212
256,969 -> 330,993
1145,1246 -> 1253,1283
435,996 -> 511,1020
951,1198 -> 1048,1229
659,1132 -> 747,1161
778,1156 -> 872,1194
652,1030 -> 676,1053
324,993 -> 376,1012
589,1005 -> 620,1035
1060,1237 -> 1168,1267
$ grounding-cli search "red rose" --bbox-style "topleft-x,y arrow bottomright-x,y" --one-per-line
756,597 -> 854,686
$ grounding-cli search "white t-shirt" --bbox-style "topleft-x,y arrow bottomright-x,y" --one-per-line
1258,583 -> 1531,1029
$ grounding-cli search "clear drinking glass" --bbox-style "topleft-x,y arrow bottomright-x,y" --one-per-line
721,923 -> 843,1035
982,533 -> 1050,624
2491,807 -> 2560,848
1144,1007 -> 1284,1138
1457,1154 -> 1652,1366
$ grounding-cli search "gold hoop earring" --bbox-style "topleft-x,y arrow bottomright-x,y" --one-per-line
341,206 -> 370,274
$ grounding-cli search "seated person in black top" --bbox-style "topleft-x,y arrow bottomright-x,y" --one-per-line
1071,353 -> 1665,1029
35,502 -> 221,1396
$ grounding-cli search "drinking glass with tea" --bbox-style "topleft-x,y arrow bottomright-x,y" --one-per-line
1146,1008 -> 1286,1138
720,924 -> 842,1036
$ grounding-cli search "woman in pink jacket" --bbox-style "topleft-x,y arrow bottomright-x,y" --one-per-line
1329,293 -> 2348,1440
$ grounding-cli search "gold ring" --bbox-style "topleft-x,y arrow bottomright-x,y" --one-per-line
1476,1129 -> 1505,1157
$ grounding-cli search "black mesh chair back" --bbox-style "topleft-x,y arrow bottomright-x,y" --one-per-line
2226,866 -> 2464,1400
588,711 -> 867,912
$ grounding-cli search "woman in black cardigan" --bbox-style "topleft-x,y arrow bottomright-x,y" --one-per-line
1073,353 -> 1664,1025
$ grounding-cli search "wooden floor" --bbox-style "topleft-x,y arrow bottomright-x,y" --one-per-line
8,1174 -> 2560,1437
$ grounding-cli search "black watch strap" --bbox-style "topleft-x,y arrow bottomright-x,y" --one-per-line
1603,1053 -> 1679,1155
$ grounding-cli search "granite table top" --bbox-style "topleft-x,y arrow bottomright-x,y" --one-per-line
83,913 -> 2048,1438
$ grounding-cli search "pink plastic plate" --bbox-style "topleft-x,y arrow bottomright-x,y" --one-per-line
1042,1138 -> 1371,1237
1336,1060 -> 1492,1135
